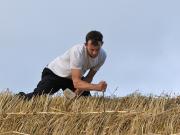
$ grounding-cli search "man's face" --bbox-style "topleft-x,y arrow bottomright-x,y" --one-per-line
85,40 -> 102,58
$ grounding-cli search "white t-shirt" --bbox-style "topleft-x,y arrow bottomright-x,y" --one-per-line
46,44 -> 107,79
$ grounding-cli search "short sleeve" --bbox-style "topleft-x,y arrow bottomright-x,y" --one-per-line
70,47 -> 84,69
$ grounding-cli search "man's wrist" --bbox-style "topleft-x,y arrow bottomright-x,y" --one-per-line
91,84 -> 99,91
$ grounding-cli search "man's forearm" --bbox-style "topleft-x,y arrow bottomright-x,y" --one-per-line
74,79 -> 97,91
72,69 -> 97,92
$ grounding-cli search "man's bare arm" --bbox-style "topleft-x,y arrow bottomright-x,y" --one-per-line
71,68 -> 107,93
71,69 -> 99,91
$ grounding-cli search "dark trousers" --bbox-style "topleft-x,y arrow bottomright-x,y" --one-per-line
25,67 -> 91,99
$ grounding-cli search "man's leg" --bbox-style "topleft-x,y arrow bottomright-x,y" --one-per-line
17,68 -> 91,100
80,91 -> 91,96
24,68 -> 64,100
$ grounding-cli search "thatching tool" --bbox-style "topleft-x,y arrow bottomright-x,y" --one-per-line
103,90 -> 105,112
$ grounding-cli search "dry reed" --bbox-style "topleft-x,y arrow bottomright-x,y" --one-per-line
0,91 -> 180,135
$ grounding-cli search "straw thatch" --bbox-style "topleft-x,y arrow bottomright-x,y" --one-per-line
0,91 -> 180,135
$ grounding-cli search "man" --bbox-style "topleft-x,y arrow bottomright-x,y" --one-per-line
17,30 -> 107,100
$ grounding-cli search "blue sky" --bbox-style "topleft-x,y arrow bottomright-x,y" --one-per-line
0,0 -> 180,96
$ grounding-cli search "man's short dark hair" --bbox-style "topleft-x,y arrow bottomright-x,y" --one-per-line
85,30 -> 103,46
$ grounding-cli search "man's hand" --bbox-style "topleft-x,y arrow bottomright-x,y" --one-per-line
96,81 -> 107,92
